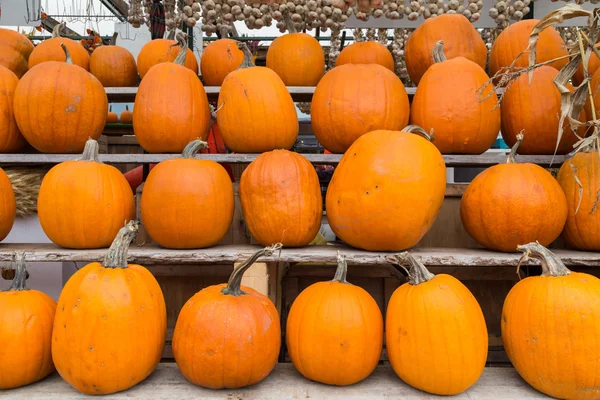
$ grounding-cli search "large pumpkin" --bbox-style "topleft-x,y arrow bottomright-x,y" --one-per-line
137,34 -> 198,79
38,139 -> 135,248
200,38 -> 244,86
287,253 -> 383,386
490,19 -> 568,77
90,44 -> 138,87
411,41 -> 500,154
217,43 -> 298,153
0,167 -> 15,242
386,252 -> 488,395
326,127 -> 446,251
461,134 -> 568,252
0,253 -> 56,389
29,23 -> 90,70
0,28 -> 34,78
502,242 -> 600,400
335,41 -> 394,72
0,66 -> 27,152
173,246 -> 281,389
141,140 -> 234,249
405,14 -> 486,85
134,36 -> 210,153
240,149 -> 322,246
52,222 -> 167,395
311,63 -> 410,154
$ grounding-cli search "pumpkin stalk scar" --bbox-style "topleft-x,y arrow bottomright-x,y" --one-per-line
103,221 -> 139,269
222,243 -> 282,296
570,161 -> 584,215
7,252 -> 28,291
388,252 -> 434,285
516,242 -> 572,277
590,189 -> 600,215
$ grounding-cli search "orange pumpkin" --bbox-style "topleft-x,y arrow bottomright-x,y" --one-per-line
0,66 -> 27,153
501,66 -> 586,155
386,252 -> 488,395
240,150 -> 322,247
0,28 -> 34,78
137,35 -> 198,79
141,140 -> 234,249
287,252 -> 383,386
405,14 -> 486,85
326,127 -> 445,251
0,253 -> 56,389
29,23 -> 90,70
0,167 -> 15,242
217,43 -> 298,153
200,38 -> 244,86
574,45 -> 600,86
52,221 -> 167,395
173,246 -> 281,389
120,105 -> 133,124
311,63 -> 410,154
107,105 -> 118,124
90,44 -> 138,87
411,42 -> 500,154
335,41 -> 394,72
134,35 -> 210,153
502,242 -> 600,400
38,139 -> 134,248
490,19 -> 568,77
461,134 -> 568,252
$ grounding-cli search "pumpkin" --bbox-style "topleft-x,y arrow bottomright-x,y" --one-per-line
287,252 -> 383,385
502,242 -> 600,400
501,66 -> 586,155
217,43 -> 298,153
411,41 -> 500,154
386,252 -> 488,395
0,28 -> 34,78
0,253 -> 56,389
134,35 -> 210,153
0,167 -> 15,242
240,149 -> 322,247
405,14 -> 486,85
0,66 -> 27,152
335,41 -> 394,72
461,134 -> 568,252
173,246 -> 281,389
137,35 -> 198,79
326,126 -> 446,251
28,23 -> 90,70
38,138 -> 134,248
120,105 -> 133,124
574,45 -> 600,86
14,44 -> 107,153
90,44 -> 138,87
52,221 -> 166,395
141,140 -> 234,248
200,38 -> 244,86
107,105 -> 118,124
489,19 -> 568,77
311,63 -> 410,154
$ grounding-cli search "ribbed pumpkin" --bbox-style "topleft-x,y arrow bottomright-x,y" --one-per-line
287,253 -> 383,386
335,41 -> 394,72
28,23 -> 90,70
386,252 -> 488,396
90,44 -> 138,87
120,105 -> 132,124
0,253 -> 56,389
405,14 -> 486,85
461,134 -> 568,252
14,44 -> 107,153
411,42 -> 500,154
502,243 -> 600,400
0,66 -> 27,153
200,38 -> 244,86
217,43 -> 298,153
107,105 -> 118,124
0,28 -> 34,78
134,35 -> 210,153
326,127 -> 446,251
173,246 -> 281,389
240,150 -> 322,247
137,35 -> 198,79
311,63 -> 410,154
38,139 -> 135,249
490,19 -> 568,77
141,140 -> 234,249
52,222 -> 167,395
0,168 -> 15,242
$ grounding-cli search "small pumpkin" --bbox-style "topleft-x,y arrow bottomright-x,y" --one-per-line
386,252 -> 488,396
38,139 -> 135,249
137,34 -> 198,79
0,28 -> 34,78
173,246 -> 281,389
502,242 -> 600,400
0,253 -> 56,389
0,167 -> 16,242
52,222 -> 167,395
90,44 -> 138,87
461,134 -> 568,252
335,41 -> 394,72
0,66 -> 27,152
287,252 -> 383,386
217,43 -> 298,153
107,105 -> 118,124
28,23 -> 90,70
410,41 -> 500,154
120,105 -> 133,124
311,63 -> 410,154
200,38 -> 245,86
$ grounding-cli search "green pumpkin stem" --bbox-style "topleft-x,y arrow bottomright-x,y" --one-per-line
389,252 -> 434,285
331,251 -> 349,283
222,244 -> 282,296
517,242 -> 572,277
80,138 -> 101,163
182,140 -> 209,158
59,43 -> 73,65
173,32 -> 188,66
103,221 -> 139,269
432,40 -> 447,64
237,42 -> 255,69
402,124 -> 434,142
507,132 -> 524,164
7,253 -> 28,291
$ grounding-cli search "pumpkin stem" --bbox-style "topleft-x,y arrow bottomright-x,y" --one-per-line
7,253 -> 28,291
59,43 -> 73,65
103,221 -> 139,269
182,139 -> 209,158
331,251 -> 349,283
283,11 -> 297,34
167,30 -> 176,40
516,242 -> 572,277
173,32 -> 188,66
80,138 -> 101,163
52,22 -> 65,38
402,125 -> 434,142
237,42 -> 255,69
222,244 -> 282,296
390,252 -> 434,285
432,40 -> 447,64
507,132 -> 524,164
125,105 -> 129,111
